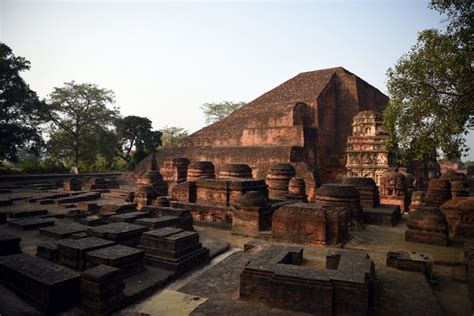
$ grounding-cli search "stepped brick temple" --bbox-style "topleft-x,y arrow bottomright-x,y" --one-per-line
135,67 -> 388,200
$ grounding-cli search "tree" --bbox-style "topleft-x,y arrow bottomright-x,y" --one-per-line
116,115 -> 162,162
200,101 -> 245,125
384,1 -> 473,164
0,43 -> 44,162
43,82 -> 119,170
161,126 -> 188,148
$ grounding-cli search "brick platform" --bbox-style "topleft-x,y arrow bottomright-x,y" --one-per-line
81,265 -> 125,315
39,223 -> 88,239
78,215 -> 104,226
272,202 -> 349,245
135,216 -> 183,230
240,245 -> 375,315
363,204 -> 401,227
58,237 -> 115,271
8,217 -> 55,230
386,251 -> 433,279
144,205 -> 194,230
0,253 -> 81,312
36,240 -> 59,262
0,234 -> 21,255
88,222 -> 148,247
87,245 -> 146,278
139,227 -> 209,275
8,209 -> 48,218
108,211 -> 150,223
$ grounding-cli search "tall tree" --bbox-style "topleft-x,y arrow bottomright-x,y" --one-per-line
200,101 -> 245,125
116,115 -> 162,162
384,1 -> 473,164
0,43 -> 44,162
161,126 -> 188,148
44,82 -> 119,170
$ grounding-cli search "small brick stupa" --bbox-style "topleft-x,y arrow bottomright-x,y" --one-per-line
380,168 -> 409,213
405,206 -> 449,246
315,183 -> 363,230
135,153 -> 167,208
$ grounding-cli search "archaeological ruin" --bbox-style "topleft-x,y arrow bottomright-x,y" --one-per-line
0,67 -> 472,315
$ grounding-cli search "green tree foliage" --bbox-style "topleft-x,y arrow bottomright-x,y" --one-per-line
0,43 -> 44,162
161,126 -> 188,148
43,81 -> 119,170
116,115 -> 162,162
384,1 -> 473,164
200,101 -> 245,125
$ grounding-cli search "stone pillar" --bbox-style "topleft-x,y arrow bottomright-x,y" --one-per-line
287,177 -> 307,202
342,177 -> 379,208
232,191 -> 269,237
315,183 -> 364,230
266,163 -> 296,199
187,161 -> 216,182
218,164 -> 253,179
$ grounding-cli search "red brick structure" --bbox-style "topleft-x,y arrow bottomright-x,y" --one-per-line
240,245 -> 375,315
171,178 -> 269,227
266,163 -> 296,199
271,202 -> 349,245
424,179 -> 452,207
439,169 -> 470,198
135,67 -> 388,201
441,197 -> 474,238
380,168 -> 409,213
134,153 -> 167,208
409,191 -> 425,213
405,206 -> 449,246
287,177 -> 308,201
345,111 -> 392,186
315,183 -> 364,230
218,164 -> 253,179
342,177 -> 380,208
186,161 -> 215,182
160,157 -> 189,182
232,191 -> 272,237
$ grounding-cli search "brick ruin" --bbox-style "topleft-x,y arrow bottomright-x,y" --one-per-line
135,67 -> 388,200
232,191 -> 273,237
314,183 -> 364,230
386,251 -> 433,280
379,168 -> 409,213
240,245 -> 375,315
441,197 -> 474,238
271,202 -> 349,245
345,111 -> 392,186
1,66 -> 474,315
405,206 -> 449,246
343,177 -> 401,227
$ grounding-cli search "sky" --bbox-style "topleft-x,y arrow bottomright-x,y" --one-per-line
1,0 -> 473,160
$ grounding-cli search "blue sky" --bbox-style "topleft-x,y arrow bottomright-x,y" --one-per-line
1,0 -> 473,160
